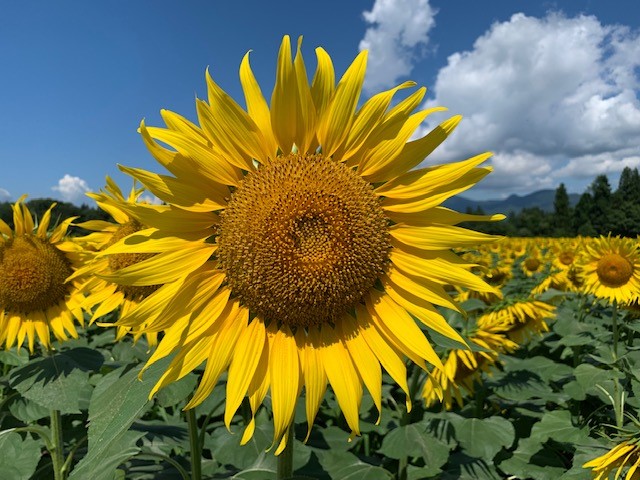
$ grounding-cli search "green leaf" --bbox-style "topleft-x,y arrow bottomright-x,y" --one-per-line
0,349 -> 29,367
440,452 -> 502,479
155,372 -> 198,407
68,357 -> 171,480
451,416 -> 515,460
316,450 -> 393,480
0,432 -> 42,480
498,437 -> 566,480
9,348 -> 104,413
503,356 -> 573,383
7,397 -> 50,423
529,411 -> 592,444
378,424 -> 450,473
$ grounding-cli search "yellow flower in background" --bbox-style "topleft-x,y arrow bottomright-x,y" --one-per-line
105,35 -> 502,453
423,321 -> 517,409
0,197 -> 85,352
71,178 -> 160,346
479,299 -> 555,343
580,235 -> 640,304
583,440 -> 640,480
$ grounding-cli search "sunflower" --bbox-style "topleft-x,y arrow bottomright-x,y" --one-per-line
580,235 -> 640,304
105,35 -> 501,453
423,320 -> 517,410
478,299 -> 555,343
71,177 -> 160,346
583,439 -> 640,480
0,197 -> 85,352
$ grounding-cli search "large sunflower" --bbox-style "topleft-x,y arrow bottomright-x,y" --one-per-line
580,235 -> 640,304
0,197 -> 85,352
105,35 -> 501,452
72,177 -> 160,346
583,439 -> 640,480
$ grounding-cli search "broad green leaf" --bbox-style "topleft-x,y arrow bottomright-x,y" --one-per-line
440,452 -> 502,479
529,411 -> 593,444
8,397 -> 49,422
378,424 -> 450,473
451,416 -> 515,460
0,432 -> 41,480
0,349 -> 29,367
68,356 -> 171,480
498,437 -> 566,480
316,450 -> 393,480
155,372 -> 198,407
9,348 -> 104,413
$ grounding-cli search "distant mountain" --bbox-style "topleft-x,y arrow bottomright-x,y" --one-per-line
444,189 -> 581,214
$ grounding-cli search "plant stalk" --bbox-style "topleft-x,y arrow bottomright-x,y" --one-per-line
186,407 -> 202,480
276,426 -> 295,480
50,408 -> 65,480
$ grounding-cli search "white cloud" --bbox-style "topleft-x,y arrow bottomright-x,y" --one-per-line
0,188 -> 10,202
52,174 -> 92,204
138,193 -> 163,205
417,13 -> 640,197
359,0 -> 437,93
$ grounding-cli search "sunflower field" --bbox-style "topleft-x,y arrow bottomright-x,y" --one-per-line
1,35 -> 640,480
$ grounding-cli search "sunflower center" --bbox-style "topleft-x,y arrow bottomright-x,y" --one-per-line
524,258 -> 541,272
218,154 -> 390,328
559,251 -> 574,266
0,236 -> 72,313
596,253 -> 633,288
107,220 -> 159,300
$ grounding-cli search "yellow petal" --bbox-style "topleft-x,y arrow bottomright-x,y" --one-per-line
390,224 -> 502,250
317,50 -> 367,157
270,35 -> 299,154
340,314 -> 382,424
320,325 -> 362,436
355,303 -> 411,411
99,244 -> 215,286
310,47 -> 335,123
366,290 -> 442,370
240,51 -> 278,158
268,324 -> 301,451
224,318 -> 266,428
371,114 -> 462,181
298,327 -> 328,441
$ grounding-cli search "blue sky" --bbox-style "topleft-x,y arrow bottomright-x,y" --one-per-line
1,0 -> 639,204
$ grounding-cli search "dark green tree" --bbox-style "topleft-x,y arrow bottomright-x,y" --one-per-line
552,183 -> 573,236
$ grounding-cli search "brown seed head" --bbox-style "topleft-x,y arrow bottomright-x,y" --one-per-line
596,253 -> 633,288
0,236 -> 72,314
218,154 -> 390,327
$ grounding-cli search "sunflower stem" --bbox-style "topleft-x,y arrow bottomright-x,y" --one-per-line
611,300 -> 624,429
50,408 -> 66,480
186,407 -> 202,480
276,427 -> 295,480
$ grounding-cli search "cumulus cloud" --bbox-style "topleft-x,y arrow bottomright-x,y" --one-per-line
417,12 -> 640,198
52,174 -> 92,204
359,0 -> 437,93
0,188 -> 10,202
138,193 -> 163,205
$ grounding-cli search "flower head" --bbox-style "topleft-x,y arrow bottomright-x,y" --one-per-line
580,235 -> 640,304
107,35 -> 501,453
0,197 -> 85,352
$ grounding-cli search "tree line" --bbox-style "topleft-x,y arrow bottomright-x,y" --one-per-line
464,167 -> 640,237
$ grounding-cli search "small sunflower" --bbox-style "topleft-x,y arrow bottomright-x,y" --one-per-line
580,236 -> 640,304
72,178 -> 161,346
423,321 -> 517,409
583,439 -> 640,480
478,299 -> 555,343
0,197 -> 85,352
106,35 -> 501,452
